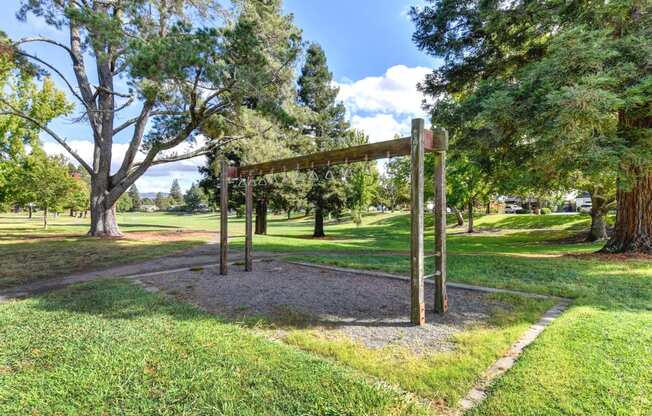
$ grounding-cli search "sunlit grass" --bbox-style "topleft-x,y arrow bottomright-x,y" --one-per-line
284,293 -> 554,407
0,280 -> 426,415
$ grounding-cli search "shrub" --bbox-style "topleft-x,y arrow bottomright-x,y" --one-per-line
541,207 -> 552,215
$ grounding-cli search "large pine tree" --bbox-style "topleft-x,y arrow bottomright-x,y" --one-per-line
297,43 -> 349,237
1,0 -> 301,236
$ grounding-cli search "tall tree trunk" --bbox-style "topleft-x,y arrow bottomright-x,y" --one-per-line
43,205 -> 48,229
255,199 -> 268,235
287,209 -> 292,220
587,194 -> 610,242
467,200 -> 474,233
453,207 -> 464,227
485,201 -> 491,214
28,205 -> 32,219
89,200 -> 122,237
602,170 -> 652,253
313,205 -> 325,237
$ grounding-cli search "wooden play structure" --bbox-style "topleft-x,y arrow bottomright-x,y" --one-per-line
218,118 -> 449,325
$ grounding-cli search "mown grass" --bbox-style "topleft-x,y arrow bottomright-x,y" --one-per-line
3,210 -> 649,414
283,293 -> 554,407
1,211 -> 600,288
0,280 -> 426,415
287,235 -> 652,414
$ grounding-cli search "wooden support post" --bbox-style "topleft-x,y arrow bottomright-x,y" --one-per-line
220,160 -> 229,275
245,175 -> 253,271
433,127 -> 449,313
410,118 -> 426,325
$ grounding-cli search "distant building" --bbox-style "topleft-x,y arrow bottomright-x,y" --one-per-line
140,205 -> 159,213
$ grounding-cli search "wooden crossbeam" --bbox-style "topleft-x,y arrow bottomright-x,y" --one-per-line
229,129 -> 447,178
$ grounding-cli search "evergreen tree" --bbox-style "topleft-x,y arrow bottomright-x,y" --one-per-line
184,183 -> 206,212
2,0 -> 302,236
169,180 -> 183,206
154,192 -> 170,211
298,43 -> 349,237
412,0 -> 652,253
128,186 -> 141,211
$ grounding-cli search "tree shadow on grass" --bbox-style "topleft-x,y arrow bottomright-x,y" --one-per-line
28,279 -> 212,323
0,237 -> 206,290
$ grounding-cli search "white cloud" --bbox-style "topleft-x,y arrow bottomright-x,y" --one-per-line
350,113 -> 407,143
336,65 -> 431,116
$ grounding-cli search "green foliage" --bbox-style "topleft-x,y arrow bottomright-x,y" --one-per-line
116,193 -> 134,213
412,0 -> 652,195
183,182 -> 207,211
169,180 -> 183,206
154,192 -> 170,211
540,207 -> 552,215
13,149 -> 77,227
64,179 -> 90,213
298,43 -> 351,233
0,53 -> 71,160
127,185 -> 141,211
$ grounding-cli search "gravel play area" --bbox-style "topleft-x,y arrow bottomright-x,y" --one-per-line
138,259 -> 513,354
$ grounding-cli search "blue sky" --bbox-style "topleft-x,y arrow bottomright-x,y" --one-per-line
2,0 -> 438,192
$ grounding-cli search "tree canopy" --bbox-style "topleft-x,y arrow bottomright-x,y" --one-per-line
412,0 -> 652,252
2,0 -> 302,236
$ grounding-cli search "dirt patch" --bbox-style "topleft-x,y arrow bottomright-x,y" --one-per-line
138,260 -> 512,354
122,231 -> 215,242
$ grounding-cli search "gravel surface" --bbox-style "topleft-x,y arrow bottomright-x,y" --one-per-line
139,259 -> 510,354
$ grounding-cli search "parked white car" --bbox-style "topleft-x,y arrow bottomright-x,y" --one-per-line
504,204 -> 522,214
578,203 -> 592,213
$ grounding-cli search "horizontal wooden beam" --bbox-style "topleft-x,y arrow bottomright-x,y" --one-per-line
229,129 -> 447,178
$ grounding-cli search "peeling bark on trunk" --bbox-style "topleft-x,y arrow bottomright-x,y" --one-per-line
603,170 -> 652,253
313,205 -> 325,237
89,201 -> 122,237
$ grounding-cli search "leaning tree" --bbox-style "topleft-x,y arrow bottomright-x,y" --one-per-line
1,0 -> 300,236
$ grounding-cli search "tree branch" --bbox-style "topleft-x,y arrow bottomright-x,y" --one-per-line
112,110 -> 185,135
110,101 -> 154,185
15,51 -> 86,104
14,37 -> 73,55
0,105 -> 92,174
141,137 -> 242,168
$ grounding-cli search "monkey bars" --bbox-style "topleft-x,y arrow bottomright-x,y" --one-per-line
218,119 -> 449,324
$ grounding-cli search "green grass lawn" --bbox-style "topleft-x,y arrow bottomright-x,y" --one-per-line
2,210 -> 650,414
0,280 -> 425,415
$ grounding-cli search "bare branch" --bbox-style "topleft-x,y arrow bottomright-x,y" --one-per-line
110,101 -> 154,185
14,37 -> 73,55
0,104 -> 92,174
112,110 -> 184,135
144,137 -> 242,167
15,51 -> 86,104
93,85 -> 132,100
